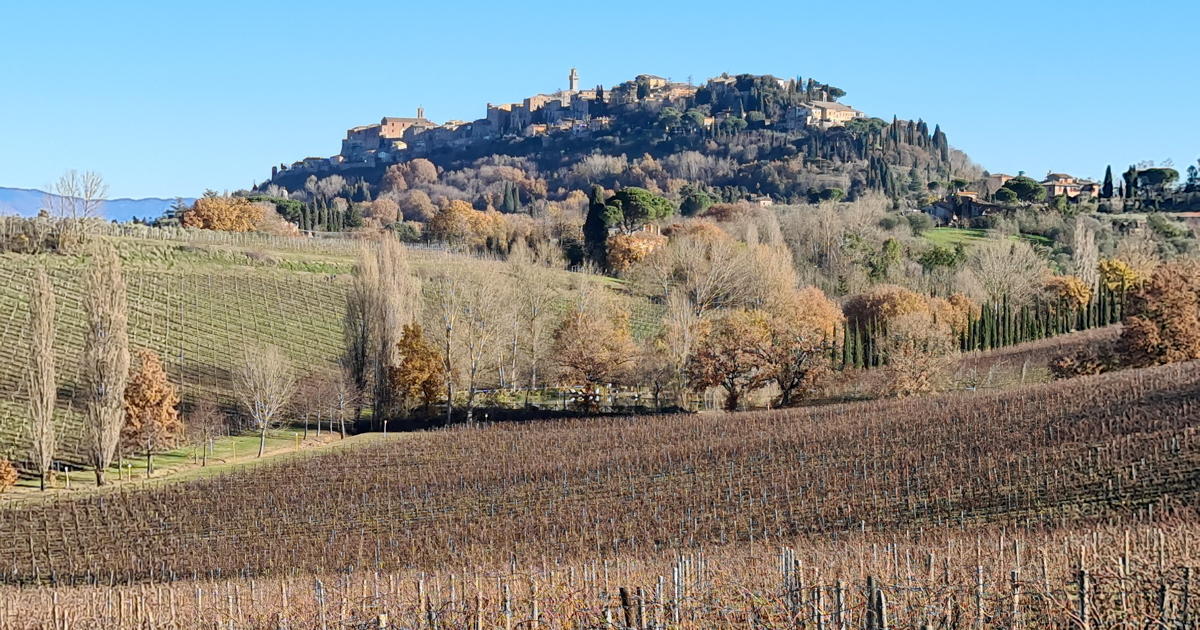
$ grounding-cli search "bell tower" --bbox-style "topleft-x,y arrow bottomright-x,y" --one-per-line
568,68 -> 579,92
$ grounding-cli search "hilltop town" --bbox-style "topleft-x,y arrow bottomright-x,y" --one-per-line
271,69 -> 868,180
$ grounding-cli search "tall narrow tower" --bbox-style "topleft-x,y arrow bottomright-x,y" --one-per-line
568,68 -> 579,92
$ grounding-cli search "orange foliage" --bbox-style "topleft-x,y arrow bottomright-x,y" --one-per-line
606,231 -> 668,273
182,194 -> 264,232
1046,275 -> 1092,310
1118,261 -> 1200,367
0,458 -> 15,493
122,349 -> 183,455
843,284 -> 929,327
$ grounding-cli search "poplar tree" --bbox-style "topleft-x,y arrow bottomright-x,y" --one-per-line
27,269 -> 56,491
82,242 -> 130,486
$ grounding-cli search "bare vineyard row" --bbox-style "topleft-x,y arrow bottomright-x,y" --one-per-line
2,363 -> 1199,587
2,524 -> 1198,629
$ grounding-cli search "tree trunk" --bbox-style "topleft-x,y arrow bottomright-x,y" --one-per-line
258,425 -> 267,458
95,467 -> 106,486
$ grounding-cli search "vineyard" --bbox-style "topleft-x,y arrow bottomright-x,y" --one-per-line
0,233 -> 662,469
2,360 -> 1199,626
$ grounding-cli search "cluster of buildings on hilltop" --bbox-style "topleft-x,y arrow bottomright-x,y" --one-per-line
273,70 -> 868,179
925,172 -> 1106,224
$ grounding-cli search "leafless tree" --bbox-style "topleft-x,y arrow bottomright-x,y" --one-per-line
185,398 -> 227,467
459,270 -> 507,423
968,240 -> 1049,306
26,268 -> 56,491
344,240 -> 420,425
327,364 -> 360,438
510,256 -> 558,407
82,242 -> 130,486
1071,215 -> 1100,291
316,175 -> 347,200
44,170 -> 107,248
373,238 -> 419,423
233,344 -> 297,458
427,262 -> 463,424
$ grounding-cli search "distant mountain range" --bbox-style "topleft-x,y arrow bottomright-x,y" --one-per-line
0,187 -> 193,223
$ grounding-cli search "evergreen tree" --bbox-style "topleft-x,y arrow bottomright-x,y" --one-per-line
583,185 -> 609,265
1101,165 -> 1114,199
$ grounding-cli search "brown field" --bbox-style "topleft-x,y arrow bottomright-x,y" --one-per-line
2,359 -> 1199,627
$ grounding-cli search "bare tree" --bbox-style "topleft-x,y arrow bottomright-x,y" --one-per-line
26,268 -> 56,491
233,344 -> 297,458
373,238 -> 419,424
1071,216 -> 1100,291
427,263 -> 462,424
44,170 -> 107,248
459,270 -> 507,423
510,257 -> 557,408
345,240 -> 420,426
343,244 -> 378,414
967,240 -> 1049,306
82,242 -> 130,486
185,399 -> 227,467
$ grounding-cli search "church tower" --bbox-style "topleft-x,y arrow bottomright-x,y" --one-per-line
568,68 -> 579,92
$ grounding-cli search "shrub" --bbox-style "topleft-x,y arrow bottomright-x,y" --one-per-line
0,458 -> 16,493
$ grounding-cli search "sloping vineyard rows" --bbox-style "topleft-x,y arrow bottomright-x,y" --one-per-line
2,363 -> 1199,586
2,524 -> 1198,629
0,264 -> 346,460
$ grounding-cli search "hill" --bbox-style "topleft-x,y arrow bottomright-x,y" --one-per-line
0,187 -> 193,223
264,72 -> 980,209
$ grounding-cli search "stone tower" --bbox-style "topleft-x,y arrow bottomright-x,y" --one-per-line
568,68 -> 579,92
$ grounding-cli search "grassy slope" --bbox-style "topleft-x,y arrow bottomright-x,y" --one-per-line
923,227 -> 1053,248
0,234 -> 654,468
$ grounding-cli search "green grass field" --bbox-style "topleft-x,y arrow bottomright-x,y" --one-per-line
923,227 -> 1055,249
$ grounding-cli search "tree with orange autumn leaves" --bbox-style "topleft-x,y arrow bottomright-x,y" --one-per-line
122,349 -> 182,476
182,192 -> 264,232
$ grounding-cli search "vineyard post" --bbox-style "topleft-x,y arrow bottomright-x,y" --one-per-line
502,582 -> 511,630
876,583 -> 889,630
530,582 -> 540,630
865,576 -> 877,630
636,587 -> 646,629
1181,567 -> 1193,630
620,587 -> 635,629
655,576 -> 663,629
1010,570 -> 1021,629
975,565 -> 984,629
835,580 -> 846,630
227,592 -> 235,630
417,579 -> 427,630
1077,569 -> 1090,630
316,578 -> 327,630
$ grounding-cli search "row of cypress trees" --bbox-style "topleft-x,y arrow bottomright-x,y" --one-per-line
833,284 -> 1128,371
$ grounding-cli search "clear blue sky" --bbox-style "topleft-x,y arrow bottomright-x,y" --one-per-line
2,0 -> 1196,199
